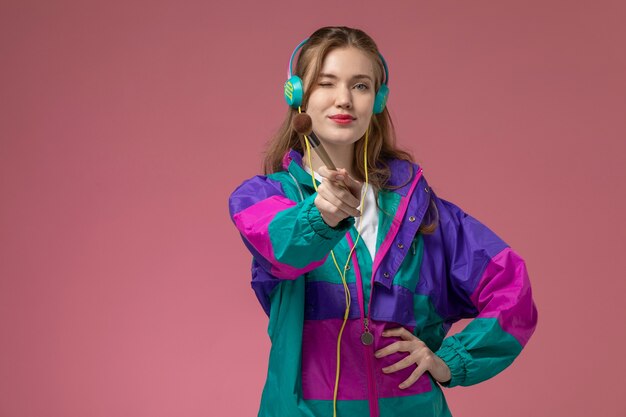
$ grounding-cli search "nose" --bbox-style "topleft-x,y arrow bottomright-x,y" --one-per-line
335,85 -> 352,109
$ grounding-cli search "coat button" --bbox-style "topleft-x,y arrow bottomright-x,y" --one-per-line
397,243 -> 404,249
344,264 -> 351,270
409,216 -> 416,222
383,272 -> 390,278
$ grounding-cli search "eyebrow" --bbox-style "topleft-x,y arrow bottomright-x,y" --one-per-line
318,73 -> 373,82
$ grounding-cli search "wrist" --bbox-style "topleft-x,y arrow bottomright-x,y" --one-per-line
320,212 -> 339,228
433,355 -> 452,383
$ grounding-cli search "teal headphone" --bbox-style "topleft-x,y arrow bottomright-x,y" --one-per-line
283,38 -> 390,114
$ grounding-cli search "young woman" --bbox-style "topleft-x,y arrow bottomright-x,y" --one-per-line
228,26 -> 537,417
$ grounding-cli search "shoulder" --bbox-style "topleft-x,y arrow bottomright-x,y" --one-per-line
431,193 -> 509,257
228,171 -> 300,217
228,174 -> 286,216
383,157 -> 510,256
433,196 -> 466,223
431,194 -> 483,229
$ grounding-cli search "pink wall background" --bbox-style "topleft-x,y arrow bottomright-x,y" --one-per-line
1,1 -> 625,416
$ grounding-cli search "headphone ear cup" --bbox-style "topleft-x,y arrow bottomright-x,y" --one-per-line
284,75 -> 304,108
372,84 -> 389,114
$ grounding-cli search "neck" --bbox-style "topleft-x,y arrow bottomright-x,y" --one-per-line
304,142 -> 356,178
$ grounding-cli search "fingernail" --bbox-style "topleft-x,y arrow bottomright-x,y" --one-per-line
374,352 -> 381,358
336,175 -> 345,181
399,384 -> 406,389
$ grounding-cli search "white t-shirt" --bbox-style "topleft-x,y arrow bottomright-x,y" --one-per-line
304,166 -> 379,260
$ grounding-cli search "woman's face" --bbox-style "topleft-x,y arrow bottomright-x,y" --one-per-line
304,47 -> 376,149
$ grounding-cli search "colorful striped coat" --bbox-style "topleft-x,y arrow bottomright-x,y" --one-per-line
228,149 -> 538,417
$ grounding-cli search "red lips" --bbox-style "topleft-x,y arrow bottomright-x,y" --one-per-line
329,114 -> 355,120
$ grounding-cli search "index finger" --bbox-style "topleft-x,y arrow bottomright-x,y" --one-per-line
335,168 -> 362,199
374,340 -> 413,358
382,327 -> 419,342
317,165 -> 338,180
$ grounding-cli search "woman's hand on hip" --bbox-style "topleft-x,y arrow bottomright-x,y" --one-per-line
314,166 -> 362,228
375,327 -> 452,389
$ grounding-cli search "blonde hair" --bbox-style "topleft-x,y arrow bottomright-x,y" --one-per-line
264,26 -> 438,234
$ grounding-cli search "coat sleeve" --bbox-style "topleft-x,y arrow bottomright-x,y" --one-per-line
431,197 -> 538,387
228,174 -> 354,280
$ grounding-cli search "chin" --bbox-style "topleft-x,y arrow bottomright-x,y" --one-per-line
318,131 -> 365,146
320,137 -> 361,148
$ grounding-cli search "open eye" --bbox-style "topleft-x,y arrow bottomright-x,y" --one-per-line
354,83 -> 370,91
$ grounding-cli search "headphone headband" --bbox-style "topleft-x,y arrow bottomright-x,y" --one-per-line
288,38 -> 310,79
287,37 -> 389,85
